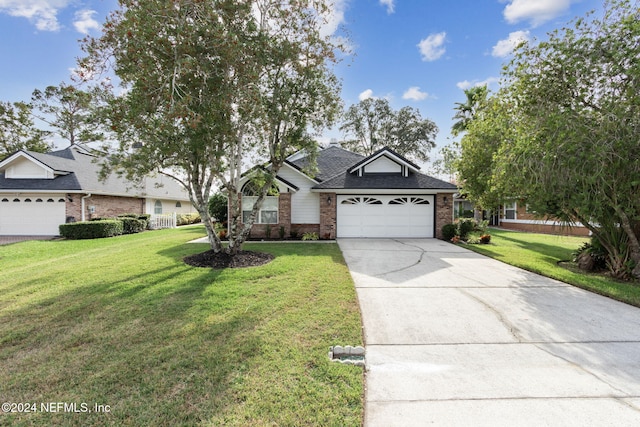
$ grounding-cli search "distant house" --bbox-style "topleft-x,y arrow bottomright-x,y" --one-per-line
235,142 -> 458,239
0,144 -> 195,235
499,200 -> 590,236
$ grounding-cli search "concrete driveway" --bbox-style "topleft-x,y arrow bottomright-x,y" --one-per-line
338,238 -> 640,426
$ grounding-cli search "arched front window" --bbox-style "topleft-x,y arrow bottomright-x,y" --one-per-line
241,181 -> 279,224
154,200 -> 163,214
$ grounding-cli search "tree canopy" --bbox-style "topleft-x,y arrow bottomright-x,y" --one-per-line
80,0 -> 343,254
31,82 -> 110,148
458,0 -> 640,279
0,101 -> 51,159
451,85 -> 488,137
339,98 -> 437,162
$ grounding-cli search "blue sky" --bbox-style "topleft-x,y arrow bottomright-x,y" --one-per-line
0,0 -> 602,163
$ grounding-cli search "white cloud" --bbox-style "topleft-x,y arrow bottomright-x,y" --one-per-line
379,0 -> 395,14
73,9 -> 100,34
456,77 -> 500,90
319,0 -> 347,38
417,32 -> 446,62
0,0 -> 71,31
402,86 -> 428,101
358,89 -> 374,101
492,30 -> 530,57
502,0 -> 572,27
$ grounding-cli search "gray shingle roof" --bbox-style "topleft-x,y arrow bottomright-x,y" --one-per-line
289,145 -> 457,191
288,146 -> 365,182
0,147 -> 190,200
313,171 -> 457,190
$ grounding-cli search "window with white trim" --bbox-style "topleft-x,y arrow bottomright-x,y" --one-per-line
242,181 -> 279,224
504,201 -> 517,220
154,200 -> 163,214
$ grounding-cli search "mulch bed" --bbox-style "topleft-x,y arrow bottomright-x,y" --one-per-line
184,250 -> 274,269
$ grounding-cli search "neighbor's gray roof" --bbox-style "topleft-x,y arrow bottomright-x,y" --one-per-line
0,146 -> 190,200
288,145 -> 457,191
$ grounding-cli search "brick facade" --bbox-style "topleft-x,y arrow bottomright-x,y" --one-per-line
237,191 -> 455,240
66,194 -> 144,222
319,192 -> 337,239
435,193 -> 454,239
500,202 -> 590,236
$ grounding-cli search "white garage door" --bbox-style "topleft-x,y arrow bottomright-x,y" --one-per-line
0,195 -> 66,235
337,195 -> 434,238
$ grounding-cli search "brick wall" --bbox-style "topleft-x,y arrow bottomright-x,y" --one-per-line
241,192 -> 313,240
319,192 -> 336,239
435,193 -> 454,239
500,221 -> 591,236
66,194 -> 144,222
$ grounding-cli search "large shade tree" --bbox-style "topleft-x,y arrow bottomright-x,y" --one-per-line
459,0 -> 640,279
340,98 -> 437,162
31,82 -> 111,147
0,101 -> 51,159
80,0 -> 342,255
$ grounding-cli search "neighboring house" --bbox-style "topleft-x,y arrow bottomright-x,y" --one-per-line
0,144 -> 195,236
499,200 -> 590,236
236,142 -> 458,239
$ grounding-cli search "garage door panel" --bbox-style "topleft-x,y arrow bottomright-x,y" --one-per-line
0,195 -> 66,235
337,195 -> 434,238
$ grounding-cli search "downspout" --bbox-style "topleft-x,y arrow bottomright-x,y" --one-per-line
81,193 -> 92,221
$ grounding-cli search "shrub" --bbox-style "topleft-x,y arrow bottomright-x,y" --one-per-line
456,218 -> 476,241
480,234 -> 491,244
59,220 -> 123,240
118,217 -> 146,234
176,213 -> 201,226
302,232 -> 319,241
208,193 -> 228,223
573,238 -> 607,271
290,229 -> 300,239
441,223 -> 457,241
279,226 -> 285,240
218,229 -> 227,240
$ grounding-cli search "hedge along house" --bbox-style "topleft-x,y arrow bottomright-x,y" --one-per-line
235,142 -> 458,239
0,144 -> 195,236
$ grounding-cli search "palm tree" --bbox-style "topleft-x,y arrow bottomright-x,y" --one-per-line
451,85 -> 488,136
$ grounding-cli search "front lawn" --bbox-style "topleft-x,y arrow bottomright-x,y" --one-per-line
0,227 -> 363,426
464,228 -> 640,307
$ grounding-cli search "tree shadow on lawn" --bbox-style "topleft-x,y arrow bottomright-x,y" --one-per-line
482,233 -> 578,263
0,253 -> 266,426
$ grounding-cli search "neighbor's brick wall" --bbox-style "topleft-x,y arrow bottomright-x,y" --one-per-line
435,193 -> 454,239
319,192 -> 336,239
66,194 -> 143,222
501,221 -> 591,236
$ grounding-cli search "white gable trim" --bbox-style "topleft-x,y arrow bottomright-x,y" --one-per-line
239,168 -> 302,193
348,149 -> 420,176
0,151 -> 58,179
281,161 -> 320,184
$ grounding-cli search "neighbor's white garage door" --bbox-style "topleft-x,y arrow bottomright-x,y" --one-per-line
0,195 -> 66,235
337,195 -> 434,238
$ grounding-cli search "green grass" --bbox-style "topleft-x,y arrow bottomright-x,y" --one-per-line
464,228 -> 640,307
0,226 -> 363,426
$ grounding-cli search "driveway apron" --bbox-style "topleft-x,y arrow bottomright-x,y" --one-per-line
338,238 -> 640,426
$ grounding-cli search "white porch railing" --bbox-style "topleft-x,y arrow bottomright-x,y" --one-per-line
150,212 -> 177,229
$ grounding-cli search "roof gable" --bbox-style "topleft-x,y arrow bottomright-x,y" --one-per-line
0,147 -> 190,200
0,151 -> 68,179
348,147 -> 420,177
